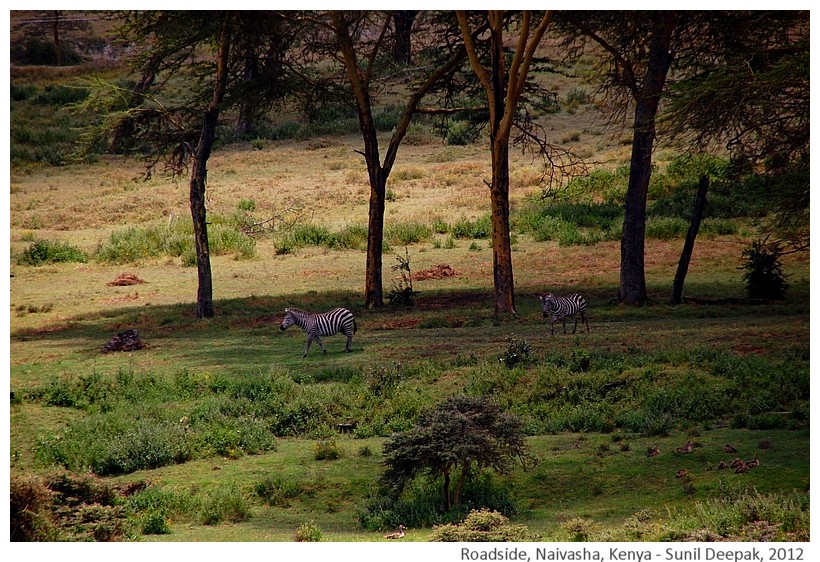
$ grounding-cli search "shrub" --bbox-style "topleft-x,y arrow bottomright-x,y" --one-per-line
429,509 -> 540,542
294,520 -> 324,542
314,440 -> 341,460
199,484 -> 249,525
141,510 -> 171,535
452,214 -> 492,239
499,335 -> 532,369
741,240 -> 789,299
645,216 -> 688,240
18,239 -> 88,266
10,473 -> 57,541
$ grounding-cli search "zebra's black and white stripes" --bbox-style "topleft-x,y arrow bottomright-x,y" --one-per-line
539,293 -> 590,335
280,307 -> 357,357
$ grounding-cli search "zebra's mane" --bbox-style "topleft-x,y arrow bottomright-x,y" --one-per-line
285,307 -> 311,316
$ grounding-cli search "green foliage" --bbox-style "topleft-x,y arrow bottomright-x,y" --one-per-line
499,335 -> 532,369
18,239 -> 88,266
445,119 -> 481,145
140,510 -> 171,535
255,476 -> 307,507
385,221 -> 432,246
741,240 -> 789,299
380,396 -> 528,511
314,440 -> 341,460
10,37 -> 84,66
199,483 -> 250,525
452,214 -> 492,239
294,520 -> 324,542
429,509 -> 540,542
96,220 -> 255,265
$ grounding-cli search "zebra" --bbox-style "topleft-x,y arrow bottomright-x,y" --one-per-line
279,307 -> 357,357
539,292 -> 590,335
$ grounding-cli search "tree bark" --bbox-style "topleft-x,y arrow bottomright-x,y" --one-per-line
618,11 -> 677,306
442,465 -> 452,511
52,11 -> 62,66
458,11 -> 551,315
189,17 -> 231,319
392,11 -> 417,65
670,175 -> 709,305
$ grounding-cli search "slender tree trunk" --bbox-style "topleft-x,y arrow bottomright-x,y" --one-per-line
670,175 -> 709,305
452,462 -> 470,508
392,11 -> 417,65
618,11 -> 677,306
490,140 -> 516,315
52,11 -> 62,66
189,17 -> 231,319
442,465 -> 452,511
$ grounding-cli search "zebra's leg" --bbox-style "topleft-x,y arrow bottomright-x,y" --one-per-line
571,314 -> 579,334
581,311 -> 590,332
303,335 -> 313,358
562,316 -> 568,334
345,329 -> 353,352
549,317 -> 556,335
314,335 -> 327,354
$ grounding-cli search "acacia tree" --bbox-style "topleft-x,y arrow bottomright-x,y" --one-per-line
662,11 -> 809,253
380,395 -> 529,511
555,12 -> 679,305
305,11 -> 471,309
457,11 -> 553,315
109,11 -> 291,318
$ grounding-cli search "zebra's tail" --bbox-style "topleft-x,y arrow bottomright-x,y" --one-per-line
353,318 -> 358,334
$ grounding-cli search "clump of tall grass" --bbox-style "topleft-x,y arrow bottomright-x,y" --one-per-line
199,483 -> 250,525
96,219 -> 255,265
17,239 -> 88,266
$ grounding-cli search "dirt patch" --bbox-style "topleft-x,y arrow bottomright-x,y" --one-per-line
411,264 -> 457,281
416,291 -> 491,311
104,292 -> 141,304
107,273 -> 146,286
380,318 -> 422,330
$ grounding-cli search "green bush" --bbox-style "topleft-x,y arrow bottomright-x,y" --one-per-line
199,484 -> 249,525
741,240 -> 789,299
314,440 -> 341,460
452,214 -> 492,239
18,239 -> 88,266
645,216 -> 688,240
429,509 -> 540,542
294,520 -> 324,542
96,220 -> 255,265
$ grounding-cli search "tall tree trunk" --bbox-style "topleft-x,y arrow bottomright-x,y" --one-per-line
189,17 -> 231,319
670,175 -> 709,305
392,11 -> 417,65
490,140 -> 516,315
458,11 -> 551,315
334,13 -> 388,309
235,55 -> 259,140
618,11 -> 677,306
52,11 -> 62,66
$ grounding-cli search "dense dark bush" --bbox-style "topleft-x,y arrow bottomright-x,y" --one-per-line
741,240 -> 789,299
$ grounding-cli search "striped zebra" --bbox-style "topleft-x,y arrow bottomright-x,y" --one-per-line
279,307 -> 357,357
539,292 -> 590,335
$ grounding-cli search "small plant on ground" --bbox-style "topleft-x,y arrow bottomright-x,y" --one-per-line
429,509 -> 540,542
499,335 -> 532,369
388,248 -> 415,306
294,520 -> 323,542
314,440 -> 341,460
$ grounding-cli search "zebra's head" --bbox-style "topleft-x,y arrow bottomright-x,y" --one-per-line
280,308 -> 295,331
539,293 -> 556,317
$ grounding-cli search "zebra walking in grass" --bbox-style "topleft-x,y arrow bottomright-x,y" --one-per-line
539,292 -> 590,335
279,307 -> 357,357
